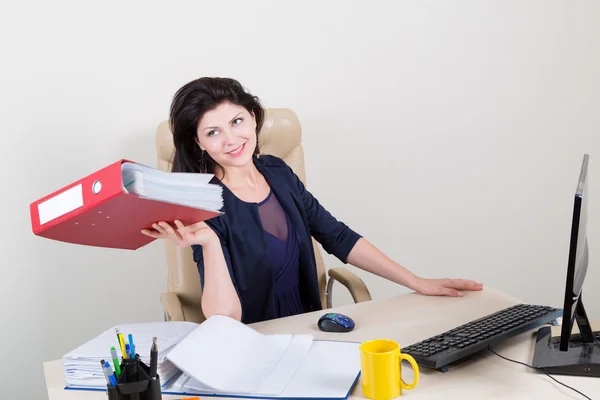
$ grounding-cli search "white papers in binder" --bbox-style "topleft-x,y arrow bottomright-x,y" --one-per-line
165,315 -> 361,399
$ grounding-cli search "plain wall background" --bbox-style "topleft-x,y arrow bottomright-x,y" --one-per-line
1,1 -> 599,398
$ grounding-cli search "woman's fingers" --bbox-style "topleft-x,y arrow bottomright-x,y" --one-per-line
158,222 -> 177,235
141,229 -> 162,238
446,279 -> 483,291
438,285 -> 463,297
174,220 -> 188,237
152,223 -> 167,235
174,220 -> 206,231
172,220 -> 193,245
143,220 -> 211,246
174,220 -> 185,230
144,222 -> 184,242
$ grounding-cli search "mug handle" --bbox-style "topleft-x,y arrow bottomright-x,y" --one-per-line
398,353 -> 419,390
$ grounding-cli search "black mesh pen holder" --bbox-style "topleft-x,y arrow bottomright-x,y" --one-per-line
107,355 -> 162,400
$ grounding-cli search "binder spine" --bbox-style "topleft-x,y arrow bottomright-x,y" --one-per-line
30,159 -> 128,232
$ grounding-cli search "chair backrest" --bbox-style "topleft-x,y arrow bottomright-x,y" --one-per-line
155,108 -> 327,323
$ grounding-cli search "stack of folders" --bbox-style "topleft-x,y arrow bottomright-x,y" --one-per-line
62,321 -> 199,390
121,162 -> 223,212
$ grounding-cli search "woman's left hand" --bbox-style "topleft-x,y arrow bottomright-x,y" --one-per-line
412,277 -> 483,297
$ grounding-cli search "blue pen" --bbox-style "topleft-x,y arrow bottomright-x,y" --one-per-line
104,361 -> 117,387
128,333 -> 136,358
125,343 -> 130,359
100,360 -> 112,387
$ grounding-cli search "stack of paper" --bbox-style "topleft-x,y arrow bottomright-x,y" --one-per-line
164,316 -> 362,399
121,162 -> 223,212
62,316 -> 362,399
62,321 -> 199,389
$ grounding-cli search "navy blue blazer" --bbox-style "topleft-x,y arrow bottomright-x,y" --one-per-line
192,155 -> 362,324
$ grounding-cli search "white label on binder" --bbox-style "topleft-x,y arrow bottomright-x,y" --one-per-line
38,184 -> 84,225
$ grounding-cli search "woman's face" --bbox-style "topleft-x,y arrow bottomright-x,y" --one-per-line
196,101 -> 257,172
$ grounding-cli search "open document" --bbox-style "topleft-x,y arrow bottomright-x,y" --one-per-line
165,315 -> 361,399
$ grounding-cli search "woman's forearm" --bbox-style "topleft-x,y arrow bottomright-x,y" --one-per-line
346,238 -> 421,291
200,240 -> 242,321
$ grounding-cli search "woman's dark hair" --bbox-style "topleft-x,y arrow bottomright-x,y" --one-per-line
169,77 -> 265,173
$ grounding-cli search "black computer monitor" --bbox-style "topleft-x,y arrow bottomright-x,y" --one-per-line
532,153 -> 600,377
558,153 -> 595,351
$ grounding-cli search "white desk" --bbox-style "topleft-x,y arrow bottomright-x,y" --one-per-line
44,287 -> 599,399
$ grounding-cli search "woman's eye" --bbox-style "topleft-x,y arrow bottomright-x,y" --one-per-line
233,118 -> 243,126
207,130 -> 218,137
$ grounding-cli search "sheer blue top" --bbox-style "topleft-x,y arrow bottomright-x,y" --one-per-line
258,189 -> 304,318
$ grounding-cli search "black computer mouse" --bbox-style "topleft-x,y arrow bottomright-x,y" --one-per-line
317,312 -> 355,333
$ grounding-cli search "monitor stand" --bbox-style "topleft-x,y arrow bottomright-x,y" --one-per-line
532,298 -> 600,377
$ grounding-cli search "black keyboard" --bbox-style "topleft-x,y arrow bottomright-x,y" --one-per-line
403,304 -> 562,371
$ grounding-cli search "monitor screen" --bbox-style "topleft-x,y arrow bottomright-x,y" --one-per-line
572,174 -> 589,307
562,154 -> 590,345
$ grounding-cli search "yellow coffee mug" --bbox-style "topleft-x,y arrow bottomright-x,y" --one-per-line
360,339 -> 419,400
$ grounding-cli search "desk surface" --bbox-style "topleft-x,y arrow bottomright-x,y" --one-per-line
44,287 -> 599,399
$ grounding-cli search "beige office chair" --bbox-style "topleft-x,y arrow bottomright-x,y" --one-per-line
155,108 -> 372,323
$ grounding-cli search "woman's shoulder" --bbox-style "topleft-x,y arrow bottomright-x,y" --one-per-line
255,154 -> 289,169
254,154 -> 305,193
255,154 -> 297,181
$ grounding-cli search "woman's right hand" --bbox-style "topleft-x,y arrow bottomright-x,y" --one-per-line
141,220 -> 218,248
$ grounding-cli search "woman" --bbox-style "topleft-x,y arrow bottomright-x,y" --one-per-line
142,77 -> 483,324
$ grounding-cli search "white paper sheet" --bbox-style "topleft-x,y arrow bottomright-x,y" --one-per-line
165,315 -> 310,395
121,162 -> 222,211
278,341 -> 361,399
